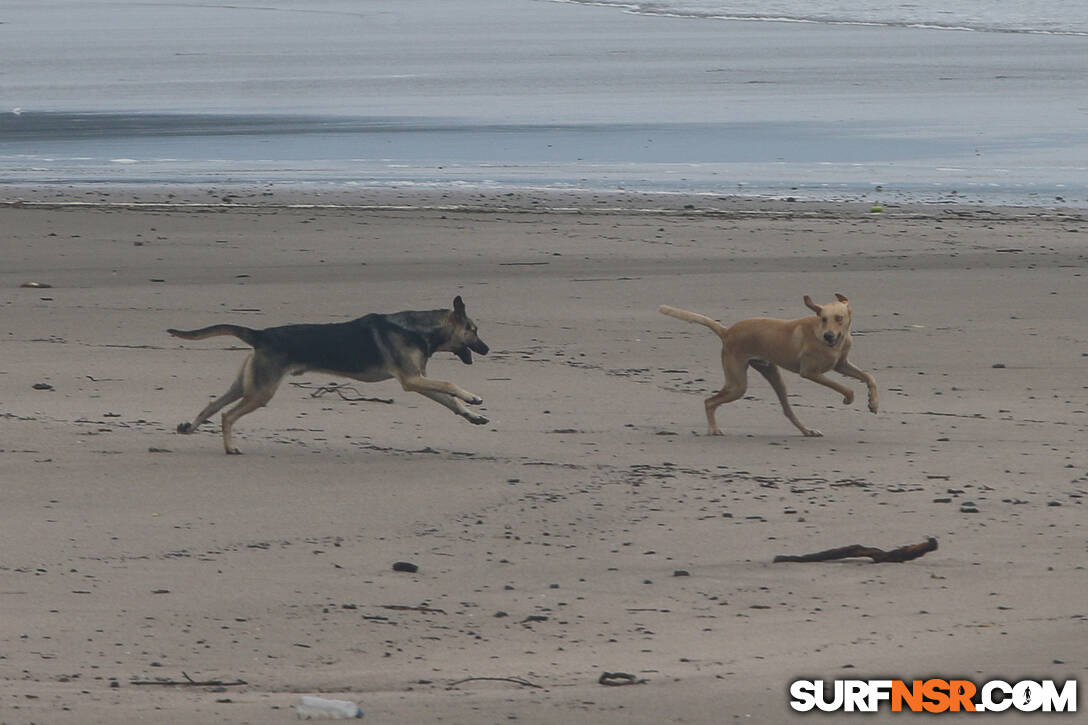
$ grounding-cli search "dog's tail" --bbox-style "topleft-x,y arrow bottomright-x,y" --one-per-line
167,324 -> 262,347
658,305 -> 728,337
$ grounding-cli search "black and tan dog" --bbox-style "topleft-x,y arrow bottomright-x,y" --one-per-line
168,296 -> 489,454
659,294 -> 878,437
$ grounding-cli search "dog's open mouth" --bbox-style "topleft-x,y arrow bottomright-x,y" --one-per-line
456,340 -> 489,365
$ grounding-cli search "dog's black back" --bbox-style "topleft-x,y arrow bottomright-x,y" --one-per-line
253,312 -> 444,376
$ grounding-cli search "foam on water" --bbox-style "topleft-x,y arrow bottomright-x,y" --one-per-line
553,0 -> 1088,35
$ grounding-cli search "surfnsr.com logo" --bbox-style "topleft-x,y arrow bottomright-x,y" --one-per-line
789,679 -> 1077,713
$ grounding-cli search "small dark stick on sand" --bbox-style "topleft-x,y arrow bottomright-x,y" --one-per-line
773,537 -> 938,564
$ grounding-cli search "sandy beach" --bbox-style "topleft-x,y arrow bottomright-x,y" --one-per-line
1,188 -> 1084,723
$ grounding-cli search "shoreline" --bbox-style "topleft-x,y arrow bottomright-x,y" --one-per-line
3,183 -> 1087,219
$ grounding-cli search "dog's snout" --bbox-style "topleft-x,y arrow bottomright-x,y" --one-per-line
472,339 -> 489,355
823,331 -> 837,344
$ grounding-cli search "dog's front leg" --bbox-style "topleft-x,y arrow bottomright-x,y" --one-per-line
836,359 -> 879,413
416,390 -> 489,425
397,374 -> 482,405
800,370 -> 855,406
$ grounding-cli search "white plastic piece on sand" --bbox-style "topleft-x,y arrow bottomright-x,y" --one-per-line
296,695 -> 364,719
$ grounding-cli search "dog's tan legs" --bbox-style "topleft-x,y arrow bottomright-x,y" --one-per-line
836,359 -> 879,413
177,363 -> 245,434
417,390 -> 489,425
397,374 -> 482,405
800,369 -> 855,406
220,393 -> 280,455
220,398 -> 266,455
704,353 -> 749,436
218,354 -> 287,454
751,361 -> 822,437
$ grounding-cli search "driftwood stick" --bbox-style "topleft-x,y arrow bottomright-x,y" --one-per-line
773,537 -> 938,564
447,676 -> 543,690
290,381 -> 393,404
598,672 -> 649,686
380,604 -> 447,614
129,671 -> 247,687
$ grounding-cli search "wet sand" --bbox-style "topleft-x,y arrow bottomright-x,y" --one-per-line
1,188 -> 1085,723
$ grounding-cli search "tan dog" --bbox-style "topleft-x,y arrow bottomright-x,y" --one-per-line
659,294 -> 878,437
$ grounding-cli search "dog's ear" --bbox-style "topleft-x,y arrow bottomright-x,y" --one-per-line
452,295 -> 466,319
803,295 -> 822,314
834,293 -> 850,304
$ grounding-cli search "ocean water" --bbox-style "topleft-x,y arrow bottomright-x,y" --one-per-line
1,0 -> 1086,206
554,0 -> 1088,35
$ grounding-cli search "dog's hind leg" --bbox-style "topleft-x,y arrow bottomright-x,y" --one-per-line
218,353 -> 287,455
177,358 -> 246,434
703,352 -> 748,436
751,360 -> 821,437
417,390 -> 489,425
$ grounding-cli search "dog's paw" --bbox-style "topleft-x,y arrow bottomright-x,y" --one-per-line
842,391 -> 855,405
225,447 -> 243,455
706,427 -> 724,436
466,413 -> 489,425
868,398 -> 879,413
177,422 -> 193,434
466,394 -> 483,405
802,428 -> 824,437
